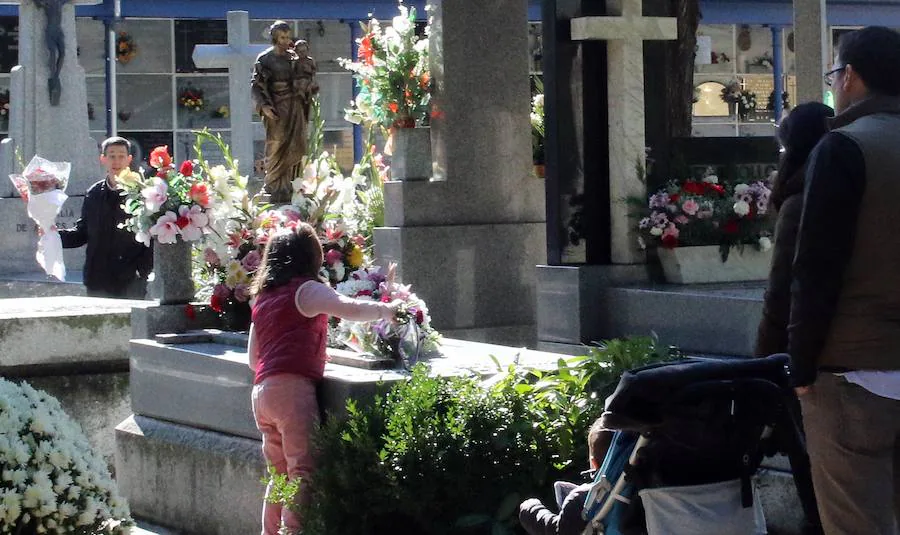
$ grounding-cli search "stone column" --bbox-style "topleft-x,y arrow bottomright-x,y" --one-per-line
793,0 -> 828,104
374,0 -> 546,346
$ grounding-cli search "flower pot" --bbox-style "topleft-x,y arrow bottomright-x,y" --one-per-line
657,245 -> 772,284
148,237 -> 195,304
389,126 -> 432,181
220,300 -> 252,331
534,164 -> 545,178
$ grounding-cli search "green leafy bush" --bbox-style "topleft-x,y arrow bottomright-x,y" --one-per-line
295,336 -> 680,535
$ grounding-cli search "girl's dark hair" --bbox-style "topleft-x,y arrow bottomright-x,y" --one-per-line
250,222 -> 324,296
772,102 -> 834,210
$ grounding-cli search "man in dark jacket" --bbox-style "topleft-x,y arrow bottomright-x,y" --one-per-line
59,137 -> 152,298
789,26 -> 900,534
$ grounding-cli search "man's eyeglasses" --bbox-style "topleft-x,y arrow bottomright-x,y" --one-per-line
824,66 -> 846,87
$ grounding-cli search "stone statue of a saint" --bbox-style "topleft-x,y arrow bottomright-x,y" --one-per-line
34,0 -> 72,106
250,21 -> 319,203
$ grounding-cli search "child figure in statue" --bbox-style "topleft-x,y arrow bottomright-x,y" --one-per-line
293,39 -> 319,121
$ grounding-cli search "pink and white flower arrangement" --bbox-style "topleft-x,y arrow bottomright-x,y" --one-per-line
632,168 -> 774,260
120,143 -> 218,246
334,266 -> 441,365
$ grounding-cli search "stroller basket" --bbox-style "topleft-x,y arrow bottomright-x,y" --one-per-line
582,354 -> 794,535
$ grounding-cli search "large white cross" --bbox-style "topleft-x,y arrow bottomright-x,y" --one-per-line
192,10 -> 267,179
571,0 -> 677,264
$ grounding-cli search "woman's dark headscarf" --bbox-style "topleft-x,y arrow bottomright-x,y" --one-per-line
772,102 -> 835,210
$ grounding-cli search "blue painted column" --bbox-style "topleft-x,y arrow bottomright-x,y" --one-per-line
350,22 -> 363,163
772,25 -> 785,122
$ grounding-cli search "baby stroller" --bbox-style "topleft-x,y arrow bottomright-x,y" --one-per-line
582,354 -> 799,535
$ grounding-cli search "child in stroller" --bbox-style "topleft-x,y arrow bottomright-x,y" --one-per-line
519,418 -> 614,535
582,354 -> 799,535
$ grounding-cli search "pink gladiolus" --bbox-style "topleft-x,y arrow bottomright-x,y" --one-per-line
177,204 -> 209,241
142,177 -> 169,212
149,211 -> 179,244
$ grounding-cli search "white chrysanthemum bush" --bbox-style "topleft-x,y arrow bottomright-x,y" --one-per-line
0,379 -> 132,534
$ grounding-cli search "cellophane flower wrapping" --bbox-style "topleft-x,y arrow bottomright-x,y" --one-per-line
9,156 -> 71,281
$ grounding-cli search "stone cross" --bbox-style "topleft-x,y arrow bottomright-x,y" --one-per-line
571,0 -> 676,264
192,10 -> 267,180
0,0 -> 103,196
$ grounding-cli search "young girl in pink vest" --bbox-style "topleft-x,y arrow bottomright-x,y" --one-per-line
248,222 -> 400,535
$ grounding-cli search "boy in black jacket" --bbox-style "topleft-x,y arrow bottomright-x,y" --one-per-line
519,419 -> 613,535
59,136 -> 151,298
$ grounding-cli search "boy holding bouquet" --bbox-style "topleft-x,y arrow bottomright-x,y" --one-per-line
58,136 -> 152,298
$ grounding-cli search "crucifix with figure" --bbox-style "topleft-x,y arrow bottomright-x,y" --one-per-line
570,0 -> 676,264
192,10 -> 267,180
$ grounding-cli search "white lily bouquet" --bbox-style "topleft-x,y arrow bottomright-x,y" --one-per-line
9,156 -> 71,280
0,379 -> 132,534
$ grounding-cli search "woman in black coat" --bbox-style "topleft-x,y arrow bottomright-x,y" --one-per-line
756,101 -> 834,535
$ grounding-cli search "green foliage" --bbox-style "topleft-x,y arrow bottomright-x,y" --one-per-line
290,336 -> 679,534
495,335 -> 680,477
262,466 -> 303,513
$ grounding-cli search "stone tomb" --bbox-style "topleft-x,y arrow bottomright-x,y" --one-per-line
0,195 -> 85,277
0,296 -> 146,467
116,331 -> 564,534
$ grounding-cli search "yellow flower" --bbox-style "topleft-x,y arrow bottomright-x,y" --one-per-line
116,169 -> 141,188
347,244 -> 364,268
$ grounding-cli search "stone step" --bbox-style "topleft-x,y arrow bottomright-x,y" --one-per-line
0,270 -> 86,298
602,283 -> 765,357
131,520 -> 182,535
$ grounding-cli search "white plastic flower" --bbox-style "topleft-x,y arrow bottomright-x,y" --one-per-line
759,237 -> 773,251
733,200 -> 751,217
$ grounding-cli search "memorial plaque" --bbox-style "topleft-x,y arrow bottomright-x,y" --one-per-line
0,197 -> 85,275
121,131 -> 174,171
176,129 -> 230,167
116,75 -> 174,131
116,19 -> 174,74
0,16 -> 18,74
75,17 -> 106,76
176,20 -> 227,73
317,72 -> 352,127
176,75 -> 230,130
694,25 -> 735,74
